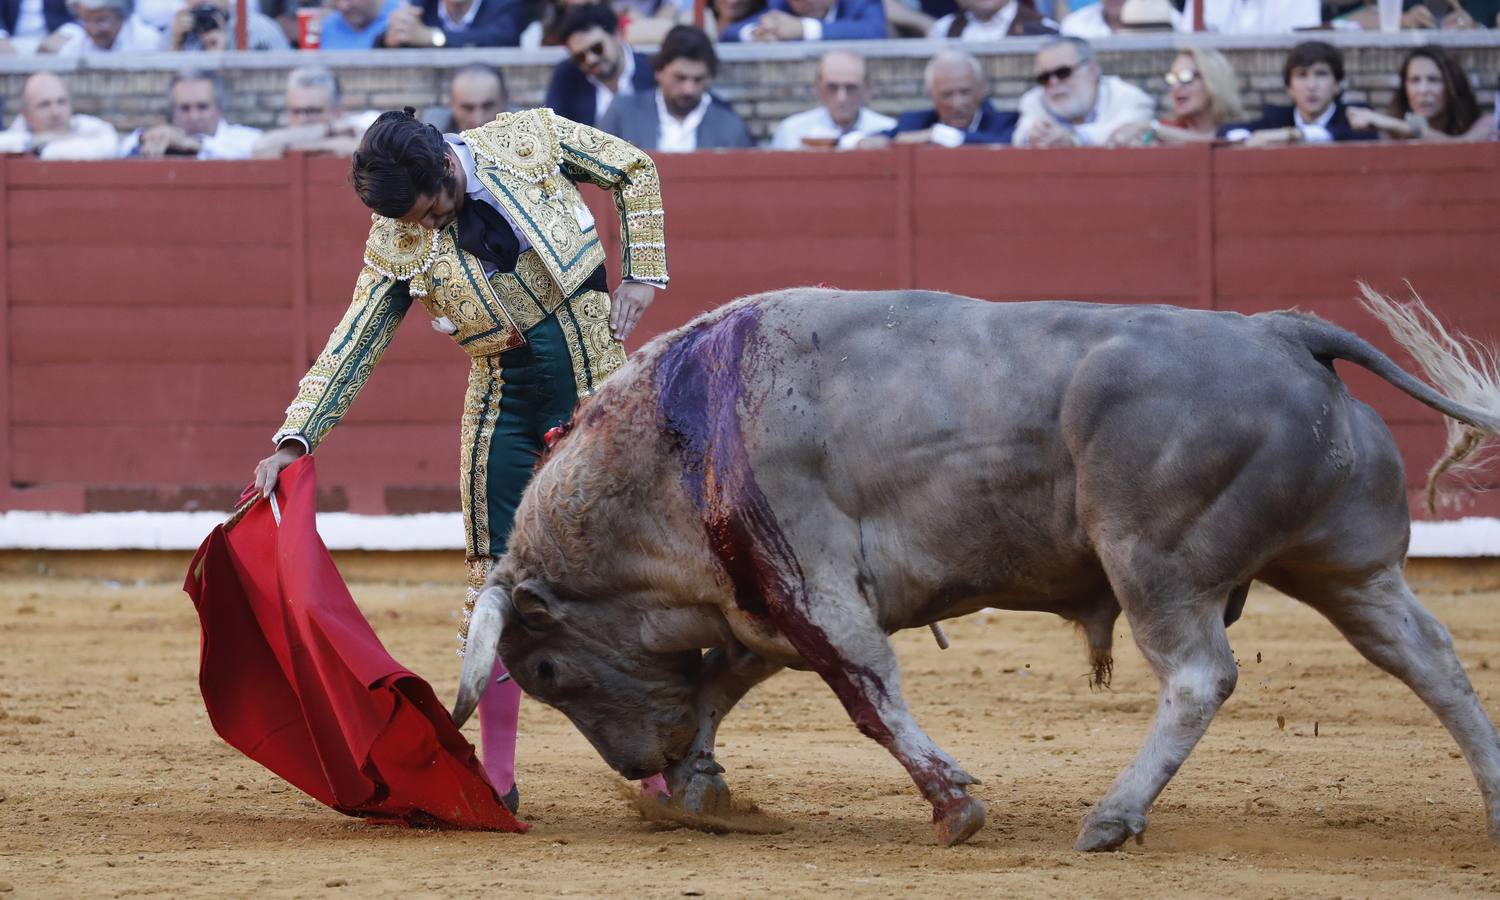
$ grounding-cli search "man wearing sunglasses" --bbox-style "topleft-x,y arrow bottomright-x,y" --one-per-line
1012,35 -> 1153,148
545,4 -> 657,129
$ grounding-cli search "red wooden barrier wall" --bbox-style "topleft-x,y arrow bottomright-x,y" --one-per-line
2,142 -> 1497,518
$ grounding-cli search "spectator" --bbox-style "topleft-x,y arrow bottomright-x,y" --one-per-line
1177,0 -> 1333,32
172,0 -> 289,49
441,63 -> 506,131
52,0 -> 163,53
772,49 -> 894,149
0,0 -> 73,53
1347,45 -> 1495,141
120,70 -> 261,159
714,0 -> 767,33
251,67 -> 378,159
378,0 -> 526,47
1108,47 -> 1244,145
1061,0 -> 1183,35
0,71 -> 118,158
928,0 -> 1057,38
544,4 -> 655,128
854,49 -> 1016,147
614,0 -> 699,44
1220,41 -> 1376,145
320,0 -> 400,48
722,0 -> 885,41
598,24 -> 754,150
1013,36 -> 1153,147
520,0 -> 591,46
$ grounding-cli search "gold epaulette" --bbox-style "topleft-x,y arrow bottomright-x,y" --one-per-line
363,214 -> 439,287
462,109 -> 562,186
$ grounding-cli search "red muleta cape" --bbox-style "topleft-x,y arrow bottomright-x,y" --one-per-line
183,456 -> 522,832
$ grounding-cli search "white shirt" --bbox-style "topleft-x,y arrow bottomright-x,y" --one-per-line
928,1 -> 1019,38
1179,0 -> 1319,33
590,45 -> 637,126
771,105 -> 895,149
438,0 -> 483,30
53,15 -> 165,55
1293,102 -> 1337,143
655,91 -> 711,153
0,113 -> 119,159
136,0 -> 186,31
119,118 -> 263,160
445,134 -> 534,275
1060,2 -> 1186,36
0,0 -> 48,40
1013,75 -> 1155,147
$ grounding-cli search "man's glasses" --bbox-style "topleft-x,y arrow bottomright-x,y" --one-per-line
820,82 -> 863,96
1034,65 -> 1078,87
570,41 -> 607,65
1164,68 -> 1199,88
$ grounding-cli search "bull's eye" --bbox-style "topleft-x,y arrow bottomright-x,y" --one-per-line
536,659 -> 557,683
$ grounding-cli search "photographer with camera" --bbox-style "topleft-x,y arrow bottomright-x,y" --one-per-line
171,0 -> 289,49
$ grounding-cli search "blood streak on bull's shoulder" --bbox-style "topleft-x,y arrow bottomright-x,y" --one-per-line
653,304 -> 895,744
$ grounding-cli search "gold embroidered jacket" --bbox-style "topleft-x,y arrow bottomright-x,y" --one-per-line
273,109 -> 667,451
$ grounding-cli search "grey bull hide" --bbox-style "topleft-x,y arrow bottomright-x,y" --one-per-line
454,285 -> 1500,850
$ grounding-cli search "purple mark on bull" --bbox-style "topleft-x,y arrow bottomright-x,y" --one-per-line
654,306 -> 893,743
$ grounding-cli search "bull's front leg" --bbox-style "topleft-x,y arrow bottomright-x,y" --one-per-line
665,642 -> 783,816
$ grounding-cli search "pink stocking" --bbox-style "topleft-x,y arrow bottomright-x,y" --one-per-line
478,663 -> 522,793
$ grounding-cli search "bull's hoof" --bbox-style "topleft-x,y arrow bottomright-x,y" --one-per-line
677,769 -> 732,818
932,795 -> 986,847
1074,809 -> 1146,852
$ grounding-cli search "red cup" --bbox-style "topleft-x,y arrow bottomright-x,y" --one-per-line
297,8 -> 321,49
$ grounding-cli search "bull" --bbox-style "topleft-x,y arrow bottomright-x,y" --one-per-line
452,286 -> 1500,850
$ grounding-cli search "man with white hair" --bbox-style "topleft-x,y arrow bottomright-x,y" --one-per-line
252,67 -> 379,158
52,0 -> 164,54
0,72 -> 118,159
854,49 -> 1017,148
1012,36 -> 1153,147
771,49 -> 894,149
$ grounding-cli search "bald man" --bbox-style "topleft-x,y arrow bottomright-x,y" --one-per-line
0,72 -> 118,160
448,64 -> 506,131
771,49 -> 894,149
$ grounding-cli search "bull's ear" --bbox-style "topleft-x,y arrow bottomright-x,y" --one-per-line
511,579 -> 562,631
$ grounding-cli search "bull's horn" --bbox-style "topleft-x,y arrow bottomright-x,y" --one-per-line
452,585 -> 506,728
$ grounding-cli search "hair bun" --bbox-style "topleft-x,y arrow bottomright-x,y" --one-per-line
403,106 -> 418,117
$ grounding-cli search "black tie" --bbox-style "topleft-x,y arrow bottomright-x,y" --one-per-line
455,195 -> 521,274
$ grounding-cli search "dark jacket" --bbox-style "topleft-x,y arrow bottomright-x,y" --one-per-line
886,102 -> 1019,146
1,0 -> 70,35
721,0 -> 885,40
1219,100 -> 1379,142
940,2 -> 1057,36
544,49 -> 657,128
415,0 -> 525,46
598,91 -> 755,151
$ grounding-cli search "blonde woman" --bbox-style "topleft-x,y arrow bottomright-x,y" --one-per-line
1109,47 -> 1244,146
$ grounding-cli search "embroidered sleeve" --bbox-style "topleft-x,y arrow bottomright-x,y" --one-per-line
273,266 -> 414,452
552,114 -> 669,288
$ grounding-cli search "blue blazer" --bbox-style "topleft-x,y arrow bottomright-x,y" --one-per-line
721,0 -> 885,41
417,0 -> 525,46
545,49 -> 658,128
1219,101 -> 1378,143
2,0 -> 70,35
887,102 -> 1018,146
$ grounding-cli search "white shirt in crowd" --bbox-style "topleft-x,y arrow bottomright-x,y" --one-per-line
927,1 -> 1018,38
119,118 -> 263,159
1013,74 -> 1155,146
0,112 -> 119,159
592,46 -> 637,125
1060,2 -> 1186,36
1222,101 -> 1338,143
655,91 -> 711,152
0,0 -> 49,46
52,15 -> 165,55
1179,0 -> 1319,33
772,105 -> 896,149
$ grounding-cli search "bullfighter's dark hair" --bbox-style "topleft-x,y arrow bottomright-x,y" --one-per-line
1283,40 -> 1344,87
654,25 -> 717,78
350,108 -> 451,219
558,2 -> 618,42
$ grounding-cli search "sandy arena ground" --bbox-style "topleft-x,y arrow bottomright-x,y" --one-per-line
4,570 -> 1500,898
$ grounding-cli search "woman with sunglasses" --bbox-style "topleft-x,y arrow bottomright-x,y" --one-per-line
1108,47 -> 1244,146
1345,46 -> 1494,143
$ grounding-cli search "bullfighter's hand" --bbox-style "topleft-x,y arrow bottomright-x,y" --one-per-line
611,281 -> 655,342
255,442 -> 307,499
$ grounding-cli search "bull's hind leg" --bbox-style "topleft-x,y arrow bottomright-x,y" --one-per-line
1077,585 -> 1239,852
1285,566 -> 1500,840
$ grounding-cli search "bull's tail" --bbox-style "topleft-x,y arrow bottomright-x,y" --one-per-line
1286,283 -> 1500,514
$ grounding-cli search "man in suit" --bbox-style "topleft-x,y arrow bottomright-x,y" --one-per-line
544,4 -> 656,129
1220,41 -> 1378,145
599,25 -> 755,152
379,0 -> 525,47
722,0 -> 885,41
853,49 -> 1017,148
253,106 -> 669,814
